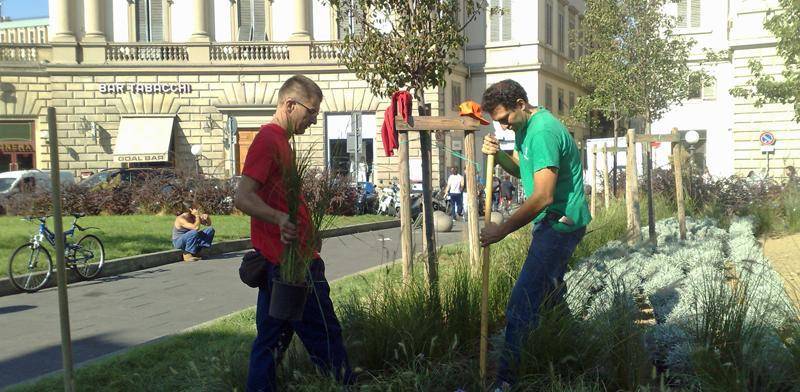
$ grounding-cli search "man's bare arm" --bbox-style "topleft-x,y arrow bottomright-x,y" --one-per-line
234,175 -> 283,225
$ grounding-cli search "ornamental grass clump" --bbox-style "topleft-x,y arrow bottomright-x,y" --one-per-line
279,140 -> 337,285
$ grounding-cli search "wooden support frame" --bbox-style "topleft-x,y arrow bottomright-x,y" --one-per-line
393,115 -> 483,280
624,128 -> 688,244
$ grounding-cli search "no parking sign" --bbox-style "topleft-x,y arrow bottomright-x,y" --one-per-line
760,131 -> 776,153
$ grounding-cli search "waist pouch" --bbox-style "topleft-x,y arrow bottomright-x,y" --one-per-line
239,250 -> 269,288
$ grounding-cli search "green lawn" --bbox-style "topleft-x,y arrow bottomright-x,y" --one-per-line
1,214 -> 393,278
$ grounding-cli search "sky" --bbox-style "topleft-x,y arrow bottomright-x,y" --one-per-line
1,0 -> 48,20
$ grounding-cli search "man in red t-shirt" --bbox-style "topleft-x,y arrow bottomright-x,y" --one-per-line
235,75 -> 353,392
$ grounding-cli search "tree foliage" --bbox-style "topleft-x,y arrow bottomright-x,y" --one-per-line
730,0 -> 800,121
323,0 -> 490,102
569,0 -> 708,130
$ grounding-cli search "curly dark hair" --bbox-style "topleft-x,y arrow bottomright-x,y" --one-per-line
481,79 -> 529,115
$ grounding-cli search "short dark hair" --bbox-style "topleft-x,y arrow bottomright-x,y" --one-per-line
278,74 -> 323,104
481,79 -> 529,114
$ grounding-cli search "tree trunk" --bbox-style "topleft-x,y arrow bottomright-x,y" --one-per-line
612,117 -> 619,196
644,120 -> 656,247
626,129 -> 642,245
415,90 -> 437,292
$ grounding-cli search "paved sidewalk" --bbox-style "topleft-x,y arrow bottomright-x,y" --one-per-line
0,223 -> 470,388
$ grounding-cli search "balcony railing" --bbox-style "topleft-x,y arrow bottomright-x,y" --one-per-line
210,42 -> 290,62
310,41 -> 343,61
0,44 -> 49,64
0,41 -> 348,66
105,43 -> 189,62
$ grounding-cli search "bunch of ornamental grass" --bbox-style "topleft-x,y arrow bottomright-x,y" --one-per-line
279,130 -> 337,285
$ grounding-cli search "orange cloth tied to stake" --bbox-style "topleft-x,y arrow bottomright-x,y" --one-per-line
458,100 -> 491,125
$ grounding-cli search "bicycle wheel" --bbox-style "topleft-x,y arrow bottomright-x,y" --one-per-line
8,243 -> 53,293
72,234 -> 105,280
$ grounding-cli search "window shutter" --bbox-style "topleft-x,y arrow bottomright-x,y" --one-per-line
150,0 -> 164,41
690,0 -> 701,28
702,79 -> 716,100
568,18 -> 575,58
677,0 -> 687,28
544,84 -> 553,110
501,0 -> 511,41
353,6 -> 365,36
545,2 -> 553,45
490,0 -> 500,42
253,0 -> 266,40
558,12 -> 564,53
238,0 -> 253,41
558,88 -> 564,114
136,0 -> 149,41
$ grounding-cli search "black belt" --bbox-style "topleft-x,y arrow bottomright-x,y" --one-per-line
543,211 -> 563,223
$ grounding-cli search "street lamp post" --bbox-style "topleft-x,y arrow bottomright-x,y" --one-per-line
684,130 -> 700,198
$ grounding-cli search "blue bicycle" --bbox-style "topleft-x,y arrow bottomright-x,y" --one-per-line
8,213 -> 105,293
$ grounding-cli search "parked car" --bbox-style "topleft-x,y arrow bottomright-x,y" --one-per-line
0,170 -> 75,195
78,168 -> 177,188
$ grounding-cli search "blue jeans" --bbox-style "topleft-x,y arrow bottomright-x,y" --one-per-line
497,221 -> 586,384
246,259 -> 353,392
449,192 -> 463,219
172,227 -> 215,254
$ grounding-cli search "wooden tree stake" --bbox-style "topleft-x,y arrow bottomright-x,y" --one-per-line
398,131 -> 413,283
590,145 -> 597,217
626,129 -> 642,245
601,144 -> 610,208
464,130 -> 481,269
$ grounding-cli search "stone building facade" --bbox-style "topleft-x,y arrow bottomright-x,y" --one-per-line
0,0 -> 589,187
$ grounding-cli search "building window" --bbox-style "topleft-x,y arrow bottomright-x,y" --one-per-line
337,0 -> 365,39
702,78 -> 716,100
569,91 -> 576,113
451,82 -> 463,111
558,88 -> 565,115
677,0 -> 700,28
490,0 -> 512,42
136,0 -> 164,42
577,18 -> 583,57
689,84 -> 701,100
238,0 -> 267,40
18,31 -> 24,42
544,84 -> 553,111
39,30 -> 45,43
568,15 -> 575,59
558,10 -> 565,54
545,2 -> 553,46
0,33 -> 5,42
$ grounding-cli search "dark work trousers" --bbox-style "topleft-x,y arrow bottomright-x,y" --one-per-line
246,258 -> 353,392
496,221 -> 586,384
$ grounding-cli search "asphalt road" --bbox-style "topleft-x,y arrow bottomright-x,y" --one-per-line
0,222 -> 470,389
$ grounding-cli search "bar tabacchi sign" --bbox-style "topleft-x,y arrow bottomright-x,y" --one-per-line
99,83 -> 192,94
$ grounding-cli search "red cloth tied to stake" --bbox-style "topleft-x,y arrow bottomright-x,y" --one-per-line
380,91 -> 413,157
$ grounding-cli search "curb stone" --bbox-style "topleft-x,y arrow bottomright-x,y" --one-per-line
0,219 -> 400,298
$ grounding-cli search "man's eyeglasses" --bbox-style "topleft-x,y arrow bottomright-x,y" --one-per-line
290,99 -> 319,117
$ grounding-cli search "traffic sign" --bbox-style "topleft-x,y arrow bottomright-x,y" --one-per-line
759,131 -> 776,146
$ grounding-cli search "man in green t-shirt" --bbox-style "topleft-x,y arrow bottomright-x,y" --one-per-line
479,79 -> 591,388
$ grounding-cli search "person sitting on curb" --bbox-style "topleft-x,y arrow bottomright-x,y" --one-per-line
172,202 -> 215,262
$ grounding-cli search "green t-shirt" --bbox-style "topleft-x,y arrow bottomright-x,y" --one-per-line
515,108 -> 591,232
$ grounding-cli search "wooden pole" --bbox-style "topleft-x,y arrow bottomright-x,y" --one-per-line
464,130 -> 481,269
672,127 -> 687,240
601,144 -> 610,208
48,107 -> 76,392
418,103 -> 437,291
590,144 -> 597,217
398,131 -> 413,283
479,151 -> 495,385
625,129 -> 642,245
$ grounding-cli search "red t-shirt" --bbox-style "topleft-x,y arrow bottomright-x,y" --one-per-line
241,123 -> 314,265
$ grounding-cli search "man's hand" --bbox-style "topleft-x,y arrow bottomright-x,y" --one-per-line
480,222 -> 507,247
482,134 -> 500,155
276,212 -> 298,244
199,213 -> 210,225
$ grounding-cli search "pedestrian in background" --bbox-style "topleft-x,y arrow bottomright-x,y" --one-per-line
172,201 -> 215,262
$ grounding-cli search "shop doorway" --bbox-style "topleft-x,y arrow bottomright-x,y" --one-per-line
325,113 -> 375,183
0,121 -> 36,172
236,128 -> 260,174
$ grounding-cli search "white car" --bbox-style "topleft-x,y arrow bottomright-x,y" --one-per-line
0,170 -> 75,195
